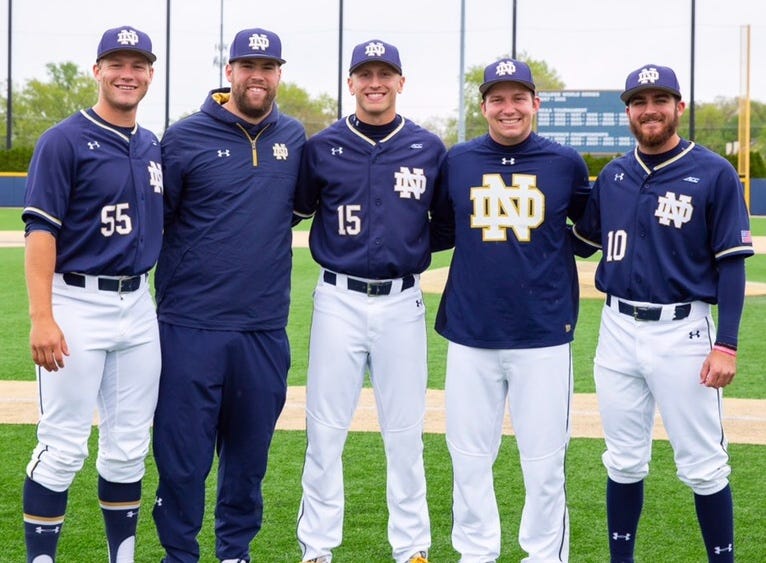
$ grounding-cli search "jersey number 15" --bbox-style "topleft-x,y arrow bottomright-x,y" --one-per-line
337,204 -> 361,236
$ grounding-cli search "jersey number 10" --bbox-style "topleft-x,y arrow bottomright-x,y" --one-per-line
606,229 -> 627,262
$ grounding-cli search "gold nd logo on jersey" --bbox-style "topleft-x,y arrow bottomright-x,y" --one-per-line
470,173 -> 544,241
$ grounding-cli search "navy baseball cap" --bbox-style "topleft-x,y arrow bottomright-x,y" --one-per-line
621,64 -> 681,103
97,26 -> 156,63
229,27 -> 286,65
349,39 -> 402,75
479,58 -> 536,96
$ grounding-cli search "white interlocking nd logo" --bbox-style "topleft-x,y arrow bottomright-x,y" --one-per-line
471,173 -> 544,241
117,29 -> 140,46
654,191 -> 693,228
495,60 -> 517,77
249,34 -> 270,52
147,161 -> 163,194
364,41 -> 387,57
637,67 -> 660,85
273,143 -> 289,160
393,167 -> 426,200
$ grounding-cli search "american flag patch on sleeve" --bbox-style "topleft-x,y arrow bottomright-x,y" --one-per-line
741,230 -> 752,244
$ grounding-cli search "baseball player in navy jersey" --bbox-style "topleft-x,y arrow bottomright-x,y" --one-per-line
20,26 -> 161,563
293,39 -> 446,563
429,59 -> 591,563
151,27 -> 305,563
572,64 -> 753,563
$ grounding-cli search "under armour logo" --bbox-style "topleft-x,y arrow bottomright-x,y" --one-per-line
637,67 -> 661,85
655,191 -> 693,228
217,149 -> 230,157
126,510 -> 138,518
612,532 -> 631,541
415,299 -> 423,308
35,526 -> 61,534
502,157 -> 515,165
689,330 -> 700,339
248,33 -> 270,52
714,544 -> 732,554
148,161 -> 163,194
364,41 -> 387,57
394,167 -> 427,200
331,147 -> 343,155
88,141 -> 100,150
116,29 -> 140,46
614,173 -> 624,181
273,143 -> 289,160
155,497 -> 163,507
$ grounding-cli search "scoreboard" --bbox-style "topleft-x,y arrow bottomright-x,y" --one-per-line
536,90 -> 636,154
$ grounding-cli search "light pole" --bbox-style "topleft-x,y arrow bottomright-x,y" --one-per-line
337,0 -> 344,120
6,0 -> 13,149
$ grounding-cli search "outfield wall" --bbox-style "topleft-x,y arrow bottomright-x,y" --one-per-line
3,174 -> 766,215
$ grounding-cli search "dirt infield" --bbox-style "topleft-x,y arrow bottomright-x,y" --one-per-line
1,382 -> 764,445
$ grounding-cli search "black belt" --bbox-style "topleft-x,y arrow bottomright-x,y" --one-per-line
606,295 -> 691,321
323,270 -> 415,296
63,272 -> 144,293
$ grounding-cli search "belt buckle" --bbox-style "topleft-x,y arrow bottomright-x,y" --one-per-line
367,282 -> 382,296
117,276 -> 138,293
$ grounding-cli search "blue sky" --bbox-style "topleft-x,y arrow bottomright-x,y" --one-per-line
2,0 -> 764,135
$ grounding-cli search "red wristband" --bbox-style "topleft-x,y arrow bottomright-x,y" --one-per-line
713,345 -> 737,357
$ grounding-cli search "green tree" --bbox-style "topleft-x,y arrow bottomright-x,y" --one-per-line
440,52 -> 565,146
0,62 -> 98,147
277,82 -> 336,137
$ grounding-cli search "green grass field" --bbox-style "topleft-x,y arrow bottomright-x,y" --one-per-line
0,207 -> 764,561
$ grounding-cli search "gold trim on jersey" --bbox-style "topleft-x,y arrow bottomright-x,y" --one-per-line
716,245 -> 755,260
344,115 -> 406,146
79,109 -> 137,143
634,141 -> 696,174
22,206 -> 62,227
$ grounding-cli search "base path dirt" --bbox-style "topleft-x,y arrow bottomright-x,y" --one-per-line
2,382 -> 764,445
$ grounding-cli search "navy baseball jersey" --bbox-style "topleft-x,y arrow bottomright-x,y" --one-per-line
432,132 -> 591,349
155,89 -> 306,330
293,115 -> 446,279
573,140 -> 754,304
23,109 -> 163,275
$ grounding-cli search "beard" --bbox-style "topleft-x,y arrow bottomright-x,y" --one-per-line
230,81 -> 276,121
629,109 -> 679,150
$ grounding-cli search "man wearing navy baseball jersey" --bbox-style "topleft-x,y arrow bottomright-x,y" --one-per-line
151,27 -> 305,563
21,26 -> 162,563
430,58 -> 591,562
572,64 -> 753,563
293,39 -> 445,563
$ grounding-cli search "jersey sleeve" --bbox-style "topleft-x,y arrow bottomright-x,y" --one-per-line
159,125 -> 187,229
429,153 -> 455,252
571,173 -> 603,250
293,140 -> 321,220
708,162 -> 754,260
22,128 -> 77,231
567,152 -> 592,223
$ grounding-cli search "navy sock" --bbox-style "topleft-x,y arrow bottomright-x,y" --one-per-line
606,478 -> 643,563
98,476 -> 142,563
694,485 -> 734,562
23,477 -> 68,563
